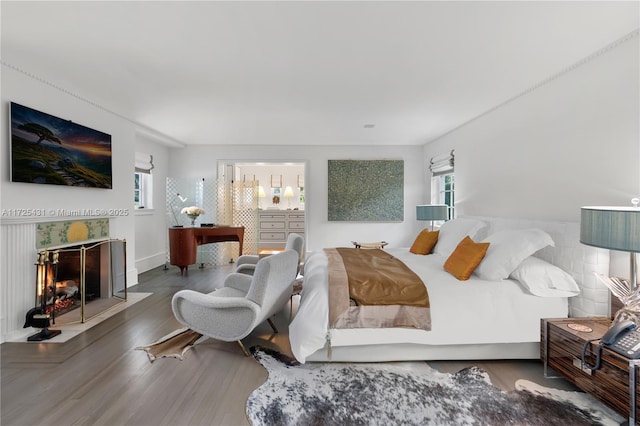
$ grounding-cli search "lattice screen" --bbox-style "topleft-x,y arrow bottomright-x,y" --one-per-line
196,178 -> 223,266
166,177 -> 224,266
216,180 -> 259,261
233,181 -> 259,257
166,177 -> 205,227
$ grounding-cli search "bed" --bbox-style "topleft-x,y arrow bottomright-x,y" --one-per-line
289,216 -> 611,363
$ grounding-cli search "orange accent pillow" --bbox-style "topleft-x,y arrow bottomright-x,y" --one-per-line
410,230 -> 439,255
444,236 -> 490,280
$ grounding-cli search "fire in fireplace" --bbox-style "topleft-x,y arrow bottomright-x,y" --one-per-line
44,277 -> 79,317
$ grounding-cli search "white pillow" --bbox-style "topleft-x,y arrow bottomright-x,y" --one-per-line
474,228 -> 554,281
433,218 -> 487,257
510,256 -> 580,297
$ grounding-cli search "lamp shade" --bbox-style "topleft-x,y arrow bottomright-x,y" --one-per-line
416,204 -> 448,221
580,206 -> 640,253
283,186 -> 294,198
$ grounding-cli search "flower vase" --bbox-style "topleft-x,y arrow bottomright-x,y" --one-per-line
188,215 -> 198,227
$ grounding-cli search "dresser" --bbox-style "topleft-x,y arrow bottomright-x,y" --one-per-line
258,210 -> 305,249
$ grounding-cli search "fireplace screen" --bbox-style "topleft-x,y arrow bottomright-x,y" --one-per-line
34,239 -> 127,326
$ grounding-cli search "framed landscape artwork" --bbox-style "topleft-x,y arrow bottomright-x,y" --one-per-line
10,102 -> 113,188
328,159 -> 404,221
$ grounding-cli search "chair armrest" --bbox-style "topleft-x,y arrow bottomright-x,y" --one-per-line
172,289 -> 259,311
236,254 -> 259,267
235,263 -> 257,276
224,273 -> 252,293
171,290 -> 260,341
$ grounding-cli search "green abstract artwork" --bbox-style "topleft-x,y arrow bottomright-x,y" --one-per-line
328,160 -> 404,221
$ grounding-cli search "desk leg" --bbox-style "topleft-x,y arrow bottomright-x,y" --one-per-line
178,265 -> 188,275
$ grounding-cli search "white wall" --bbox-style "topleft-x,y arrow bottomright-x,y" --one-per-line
169,145 -> 425,252
134,132 -> 171,273
424,34 -> 639,223
1,65 -> 139,285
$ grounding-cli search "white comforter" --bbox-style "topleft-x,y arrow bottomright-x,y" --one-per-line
289,248 -> 569,363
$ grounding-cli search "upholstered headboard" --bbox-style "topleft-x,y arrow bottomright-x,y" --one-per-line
467,216 -> 611,318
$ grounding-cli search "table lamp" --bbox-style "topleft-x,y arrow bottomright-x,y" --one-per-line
416,204 -> 448,231
258,186 -> 266,209
169,193 -> 188,227
580,200 -> 640,325
284,186 -> 295,209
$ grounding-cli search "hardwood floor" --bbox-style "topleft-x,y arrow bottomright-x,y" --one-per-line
2,263 -> 577,426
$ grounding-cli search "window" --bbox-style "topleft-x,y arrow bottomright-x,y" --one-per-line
134,172 -> 145,208
429,149 -> 455,220
437,173 -> 455,219
134,152 -> 154,209
134,171 -> 154,209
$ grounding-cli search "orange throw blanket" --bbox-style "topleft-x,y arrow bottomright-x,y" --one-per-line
325,248 -> 432,330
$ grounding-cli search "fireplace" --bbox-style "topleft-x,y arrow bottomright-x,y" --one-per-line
31,239 -> 127,328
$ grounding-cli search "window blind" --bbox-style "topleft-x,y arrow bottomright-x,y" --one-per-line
429,149 -> 454,176
135,152 -> 154,174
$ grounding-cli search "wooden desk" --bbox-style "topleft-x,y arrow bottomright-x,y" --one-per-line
169,226 -> 245,274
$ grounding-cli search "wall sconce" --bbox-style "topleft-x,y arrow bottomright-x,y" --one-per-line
416,204 -> 448,231
24,250 -> 62,341
284,186 -> 295,209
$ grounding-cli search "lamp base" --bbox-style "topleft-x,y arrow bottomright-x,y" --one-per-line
613,307 -> 640,328
27,328 -> 61,342
595,273 -> 640,327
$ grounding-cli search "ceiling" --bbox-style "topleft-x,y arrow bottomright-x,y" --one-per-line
1,1 -> 638,147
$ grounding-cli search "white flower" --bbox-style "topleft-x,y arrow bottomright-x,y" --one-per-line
181,206 -> 205,216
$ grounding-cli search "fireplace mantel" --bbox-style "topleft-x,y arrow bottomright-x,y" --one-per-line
1,214 -> 115,226
0,217 -> 121,343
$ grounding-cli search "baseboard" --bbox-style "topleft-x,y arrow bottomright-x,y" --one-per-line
135,252 -> 167,274
128,267 -> 139,286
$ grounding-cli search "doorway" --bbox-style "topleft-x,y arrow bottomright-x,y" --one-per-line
217,161 -> 307,254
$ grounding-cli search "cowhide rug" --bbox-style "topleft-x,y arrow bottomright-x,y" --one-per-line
246,347 -> 623,426
135,327 -> 202,362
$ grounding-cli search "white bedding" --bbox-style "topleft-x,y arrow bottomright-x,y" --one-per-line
289,248 -> 569,363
